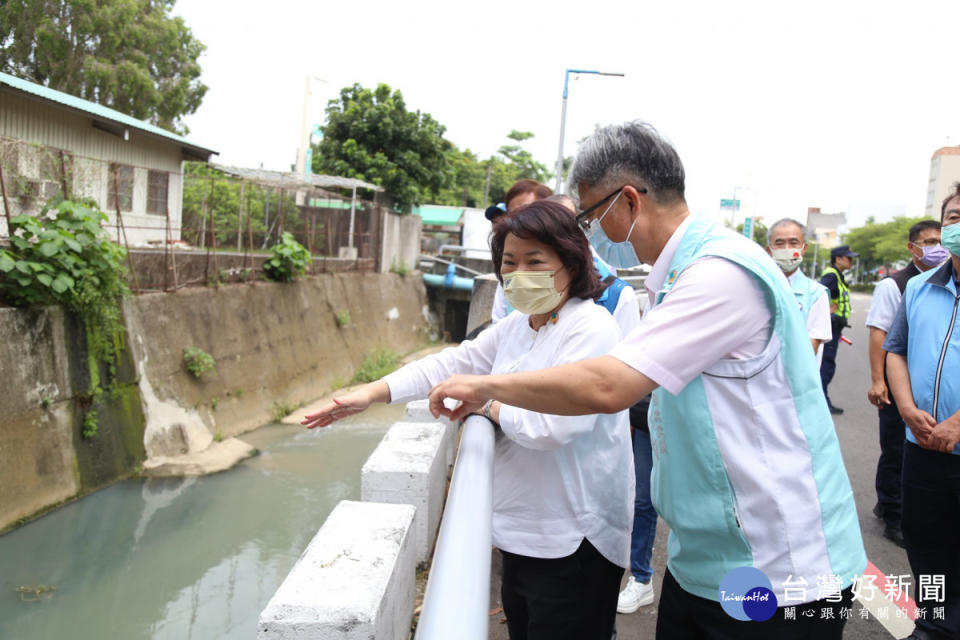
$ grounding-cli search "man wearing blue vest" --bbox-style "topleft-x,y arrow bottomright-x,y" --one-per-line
428,121 -> 866,639
884,185 -> 960,640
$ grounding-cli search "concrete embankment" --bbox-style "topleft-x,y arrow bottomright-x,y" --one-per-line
0,272 -> 431,532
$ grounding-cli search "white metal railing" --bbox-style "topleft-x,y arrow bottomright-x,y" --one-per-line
414,415 -> 496,640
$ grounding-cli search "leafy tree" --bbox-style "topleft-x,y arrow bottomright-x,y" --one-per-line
312,83 -> 453,211
431,132 -> 554,208
0,0 -> 207,133
845,215 -> 930,271
736,220 -> 769,247
181,163 -> 301,248
497,130 -> 551,185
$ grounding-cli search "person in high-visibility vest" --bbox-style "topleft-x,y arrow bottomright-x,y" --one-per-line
819,245 -> 858,414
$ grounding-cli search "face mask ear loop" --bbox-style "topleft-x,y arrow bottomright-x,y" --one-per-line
623,213 -> 639,246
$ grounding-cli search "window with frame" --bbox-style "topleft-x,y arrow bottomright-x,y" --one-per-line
147,170 -> 169,215
108,164 -> 134,212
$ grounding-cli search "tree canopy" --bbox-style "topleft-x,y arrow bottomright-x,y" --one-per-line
311,83 -> 556,210
312,83 -> 453,211
0,0 -> 207,134
845,215 -> 933,271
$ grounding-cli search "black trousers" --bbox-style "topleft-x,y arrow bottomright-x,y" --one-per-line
500,538 -> 621,640
819,324 -> 842,406
875,402 -> 905,528
902,441 -> 960,639
655,569 -> 853,640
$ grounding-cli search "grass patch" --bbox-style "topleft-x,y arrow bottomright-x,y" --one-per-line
334,309 -> 351,328
352,349 -> 401,383
272,399 -> 298,422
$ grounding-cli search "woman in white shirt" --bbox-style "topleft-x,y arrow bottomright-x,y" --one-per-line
302,201 -> 633,640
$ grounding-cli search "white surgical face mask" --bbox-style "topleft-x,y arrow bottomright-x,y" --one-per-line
502,269 -> 565,315
770,247 -> 804,273
584,192 -> 641,268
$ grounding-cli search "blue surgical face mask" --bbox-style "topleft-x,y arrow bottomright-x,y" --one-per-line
585,191 -> 641,268
941,223 -> 960,258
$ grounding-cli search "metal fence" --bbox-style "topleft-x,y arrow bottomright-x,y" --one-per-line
0,136 -> 390,293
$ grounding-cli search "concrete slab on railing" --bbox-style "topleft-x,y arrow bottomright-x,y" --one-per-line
257,500 -> 416,640
403,399 -> 456,468
362,421 -> 447,563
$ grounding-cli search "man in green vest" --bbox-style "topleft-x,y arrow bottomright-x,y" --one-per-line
819,245 -> 858,414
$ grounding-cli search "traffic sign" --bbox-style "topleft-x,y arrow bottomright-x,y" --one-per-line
742,217 -> 754,239
720,199 -> 741,209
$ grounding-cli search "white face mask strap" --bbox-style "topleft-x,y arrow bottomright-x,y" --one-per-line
595,190 -> 623,227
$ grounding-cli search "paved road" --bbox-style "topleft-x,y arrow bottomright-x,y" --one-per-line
489,291 -> 914,639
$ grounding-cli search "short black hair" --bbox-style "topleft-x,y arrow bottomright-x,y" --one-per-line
908,219 -> 941,242
942,183 -> 960,222
491,200 -> 604,301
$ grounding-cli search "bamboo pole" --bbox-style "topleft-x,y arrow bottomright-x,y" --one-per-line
113,165 -> 140,294
0,162 -> 12,233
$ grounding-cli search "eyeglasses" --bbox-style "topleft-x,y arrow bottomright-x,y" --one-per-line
910,238 -> 941,248
575,185 -> 647,231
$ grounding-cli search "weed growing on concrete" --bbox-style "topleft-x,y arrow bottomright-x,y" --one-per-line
183,347 -> 216,378
213,431 -> 223,442
390,260 -> 411,277
331,376 -> 348,391
334,309 -> 351,327
82,410 -> 98,438
210,398 -> 219,410
40,396 -> 51,410
271,400 -> 297,422
352,349 -> 400,383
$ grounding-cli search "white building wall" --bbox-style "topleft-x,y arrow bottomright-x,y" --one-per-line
926,153 -> 960,217
0,90 -> 186,244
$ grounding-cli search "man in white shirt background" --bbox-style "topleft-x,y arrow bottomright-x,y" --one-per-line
765,218 -> 831,366
864,219 -> 943,549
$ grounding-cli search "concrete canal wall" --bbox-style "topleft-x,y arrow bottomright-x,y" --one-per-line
259,407 -> 456,640
0,272 -> 431,532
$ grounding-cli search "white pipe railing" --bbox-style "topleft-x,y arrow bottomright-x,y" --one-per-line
414,415 -> 495,640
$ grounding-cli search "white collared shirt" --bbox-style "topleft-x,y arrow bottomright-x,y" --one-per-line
788,269 -> 832,366
609,217 -> 771,394
384,296 -> 633,566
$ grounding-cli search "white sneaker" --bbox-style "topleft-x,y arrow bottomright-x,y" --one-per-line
617,575 -> 655,613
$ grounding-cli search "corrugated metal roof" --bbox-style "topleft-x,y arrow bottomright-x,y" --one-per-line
413,205 -> 464,226
210,163 -> 383,192
0,71 -> 216,158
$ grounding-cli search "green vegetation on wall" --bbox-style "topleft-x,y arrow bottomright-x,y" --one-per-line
263,232 -> 311,282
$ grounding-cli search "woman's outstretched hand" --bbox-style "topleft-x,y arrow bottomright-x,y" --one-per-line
301,382 -> 389,429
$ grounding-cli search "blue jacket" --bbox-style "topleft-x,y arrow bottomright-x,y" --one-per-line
883,259 -> 960,455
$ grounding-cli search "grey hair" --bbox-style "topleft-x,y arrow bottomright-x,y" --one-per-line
766,218 -> 806,246
568,121 -> 685,204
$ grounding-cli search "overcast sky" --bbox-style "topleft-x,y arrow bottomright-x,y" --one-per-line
173,0 -> 960,228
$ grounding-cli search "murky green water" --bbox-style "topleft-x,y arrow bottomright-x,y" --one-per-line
0,403 -> 405,640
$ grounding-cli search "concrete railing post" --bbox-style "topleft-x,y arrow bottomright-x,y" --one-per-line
361,421 -> 448,564
257,500 -> 416,640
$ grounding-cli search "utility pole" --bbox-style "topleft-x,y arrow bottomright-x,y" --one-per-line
554,69 -> 624,193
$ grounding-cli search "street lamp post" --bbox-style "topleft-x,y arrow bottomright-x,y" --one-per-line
554,69 -> 624,193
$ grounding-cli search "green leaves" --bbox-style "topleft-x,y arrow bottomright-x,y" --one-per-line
0,0 -> 207,134
0,199 -> 128,312
313,83 -> 454,211
262,232 -> 311,282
